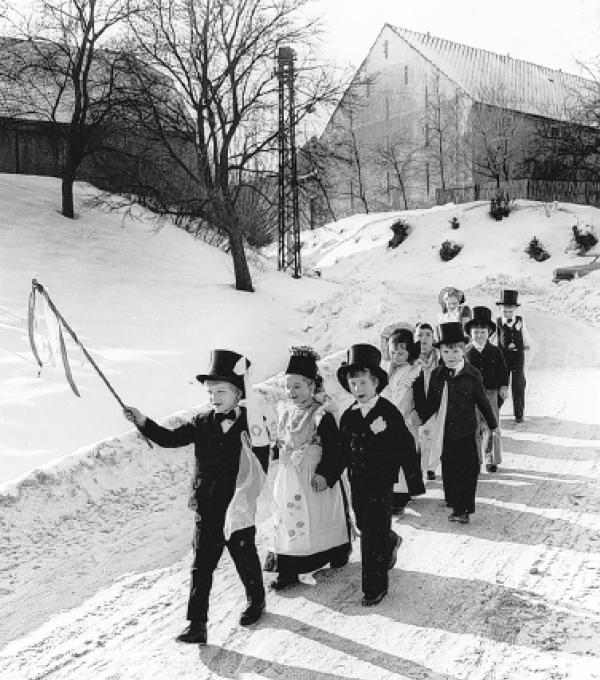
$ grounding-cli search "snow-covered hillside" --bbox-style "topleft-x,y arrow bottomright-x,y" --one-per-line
2,176 -> 600,680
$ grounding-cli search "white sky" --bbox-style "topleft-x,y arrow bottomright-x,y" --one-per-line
314,0 -> 600,76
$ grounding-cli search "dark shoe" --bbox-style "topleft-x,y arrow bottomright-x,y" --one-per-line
457,513 -> 470,524
486,464 -> 498,473
239,600 -> 265,626
448,512 -> 460,522
391,505 -> 406,516
515,417 -> 524,424
388,535 -> 402,570
269,573 -> 300,591
329,556 -> 350,569
426,470 -> 436,481
362,590 -> 388,606
176,621 -> 207,644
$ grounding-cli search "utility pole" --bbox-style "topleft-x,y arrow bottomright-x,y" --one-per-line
276,45 -> 301,278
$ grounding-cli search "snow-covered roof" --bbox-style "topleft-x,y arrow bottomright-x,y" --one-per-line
390,25 -> 593,120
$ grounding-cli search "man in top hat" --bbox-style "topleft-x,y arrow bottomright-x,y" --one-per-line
337,343 -> 418,606
124,349 -> 269,645
495,289 -> 532,423
415,323 -> 498,524
465,307 -> 509,472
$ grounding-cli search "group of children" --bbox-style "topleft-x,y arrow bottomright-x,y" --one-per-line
123,287 -> 531,645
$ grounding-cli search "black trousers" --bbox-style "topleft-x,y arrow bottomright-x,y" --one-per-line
187,520 -> 265,623
502,353 -> 526,420
441,434 -> 480,515
508,364 -> 526,420
351,483 -> 397,597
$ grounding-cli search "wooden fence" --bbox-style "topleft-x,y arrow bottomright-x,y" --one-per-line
436,180 -> 600,208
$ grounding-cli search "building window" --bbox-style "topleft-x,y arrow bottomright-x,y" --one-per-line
425,122 -> 430,146
550,126 -> 560,139
386,171 -> 391,200
385,96 -> 390,122
383,40 -> 388,59
366,79 -> 371,97
404,65 -> 408,85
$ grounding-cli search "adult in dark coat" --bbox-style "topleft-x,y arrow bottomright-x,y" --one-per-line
337,344 -> 417,606
415,324 -> 498,522
125,349 -> 269,645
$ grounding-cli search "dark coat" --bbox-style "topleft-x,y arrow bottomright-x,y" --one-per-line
339,396 -> 422,494
415,363 -> 497,440
313,411 -> 347,488
141,408 -> 269,522
465,342 -> 509,390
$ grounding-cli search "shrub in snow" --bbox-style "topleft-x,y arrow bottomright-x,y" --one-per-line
490,196 -> 511,221
388,218 -> 411,249
525,236 -> 550,262
450,216 -> 460,229
439,240 -> 462,261
572,225 -> 598,254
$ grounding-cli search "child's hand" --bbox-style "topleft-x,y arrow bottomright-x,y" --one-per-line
499,386 -> 509,400
311,474 -> 328,493
124,406 -> 147,427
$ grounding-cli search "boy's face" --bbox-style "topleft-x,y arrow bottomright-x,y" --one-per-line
348,369 -> 378,403
206,381 -> 240,413
417,328 -> 434,352
285,374 -> 313,406
470,325 -> 489,345
389,341 -> 409,367
440,342 -> 465,368
501,304 -> 517,320
444,294 -> 459,311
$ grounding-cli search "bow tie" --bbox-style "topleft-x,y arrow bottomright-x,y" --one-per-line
215,410 -> 237,423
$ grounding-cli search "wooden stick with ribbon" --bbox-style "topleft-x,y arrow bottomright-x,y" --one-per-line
29,279 -> 153,449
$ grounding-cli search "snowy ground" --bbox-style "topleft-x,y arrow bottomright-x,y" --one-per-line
1,177 -> 600,679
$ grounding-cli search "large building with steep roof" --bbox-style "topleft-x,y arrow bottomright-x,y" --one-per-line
313,24 -> 594,219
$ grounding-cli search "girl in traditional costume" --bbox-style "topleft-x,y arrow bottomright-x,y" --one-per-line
265,347 -> 352,590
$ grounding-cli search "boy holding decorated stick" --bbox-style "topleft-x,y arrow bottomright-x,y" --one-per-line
125,349 -> 269,645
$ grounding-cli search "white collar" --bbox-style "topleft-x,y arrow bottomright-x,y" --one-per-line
353,394 -> 379,415
472,341 -> 486,353
448,359 -> 465,375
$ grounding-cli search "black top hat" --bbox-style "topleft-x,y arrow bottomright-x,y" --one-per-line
196,349 -> 248,396
434,322 -> 469,348
465,306 -> 496,335
337,343 -> 388,393
495,289 -> 520,307
285,346 -> 320,382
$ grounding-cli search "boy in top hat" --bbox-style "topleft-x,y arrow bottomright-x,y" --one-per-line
338,344 -> 418,606
495,289 -> 532,423
465,307 -> 509,472
124,349 -> 269,645
415,324 -> 498,524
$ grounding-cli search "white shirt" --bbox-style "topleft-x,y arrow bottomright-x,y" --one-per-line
353,395 -> 380,417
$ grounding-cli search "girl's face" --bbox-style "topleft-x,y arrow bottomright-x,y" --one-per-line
471,326 -> 489,345
389,342 -> 409,367
285,374 -> 313,406
444,294 -> 459,311
440,343 -> 465,368
417,328 -> 434,352
206,381 -> 240,413
348,370 -> 378,403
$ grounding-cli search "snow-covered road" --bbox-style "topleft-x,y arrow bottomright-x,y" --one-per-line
1,306 -> 600,679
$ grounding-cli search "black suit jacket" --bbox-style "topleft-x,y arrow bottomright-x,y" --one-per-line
415,363 -> 497,441
339,396 -> 422,494
465,342 -> 509,390
141,408 -> 269,521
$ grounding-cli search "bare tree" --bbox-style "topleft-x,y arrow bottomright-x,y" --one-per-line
373,133 -> 418,210
125,0 -> 336,292
1,0 -> 143,218
465,83 -> 529,188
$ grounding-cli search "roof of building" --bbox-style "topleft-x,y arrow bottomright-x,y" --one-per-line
390,25 -> 593,120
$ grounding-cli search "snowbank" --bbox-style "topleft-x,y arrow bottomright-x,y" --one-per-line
546,271 -> 600,327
